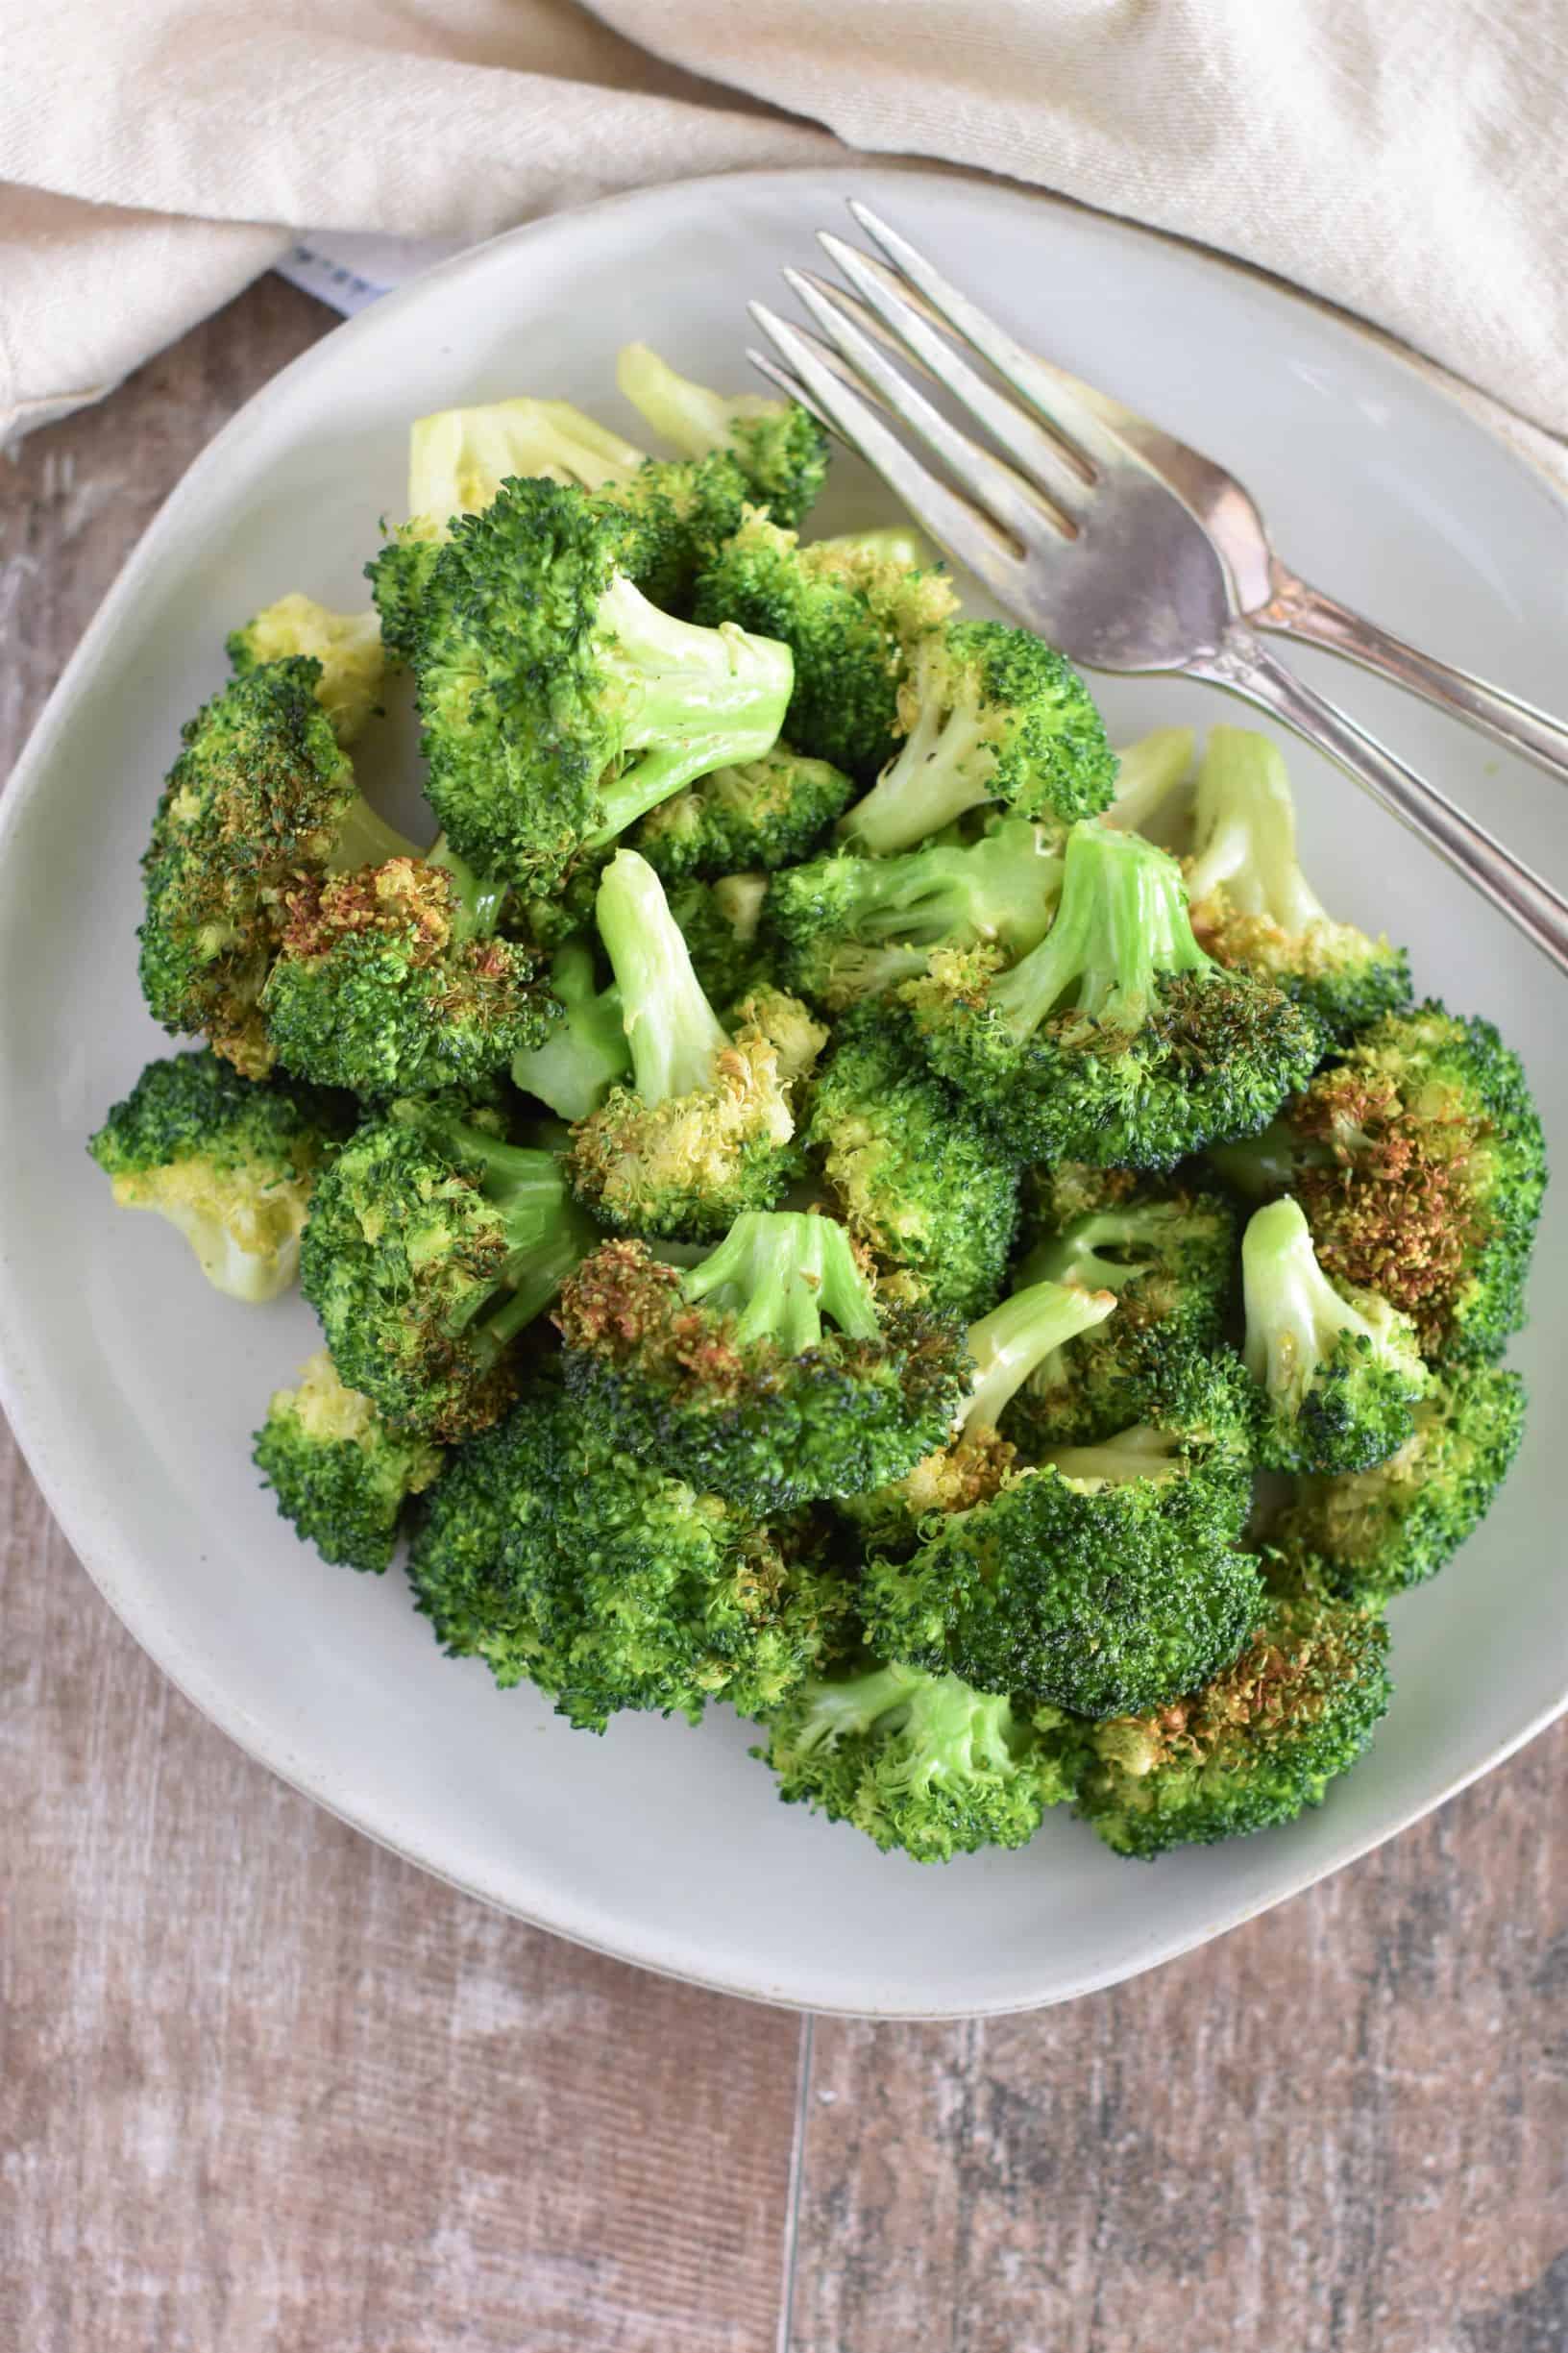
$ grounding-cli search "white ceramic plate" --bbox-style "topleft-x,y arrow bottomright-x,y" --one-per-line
3,168 -> 1564,2018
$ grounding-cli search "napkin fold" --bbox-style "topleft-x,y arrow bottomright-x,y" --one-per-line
2,0 -> 1565,472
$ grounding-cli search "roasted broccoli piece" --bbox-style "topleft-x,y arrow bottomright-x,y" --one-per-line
1103,725 -> 1196,845
88,1048 -> 349,1302
508,940 -> 629,1121
1274,1363 -> 1525,1607
617,343 -> 830,529
555,1212 -> 971,1511
566,851 -> 820,1238
770,819 -> 1063,1012
755,1658 -> 1080,1862
1241,1195 -> 1429,1475
807,1005 -> 1022,1319
1210,1001 -> 1547,1365
628,742 -> 853,882
1077,1585 -> 1391,1856
253,1348 -> 444,1573
406,477 -> 794,893
138,657 -> 417,1076
1184,727 -> 1410,1039
227,594 -> 386,745
694,510 -> 959,779
301,1107 -> 596,1438
837,622 -> 1117,854
907,818 -> 1325,1169
366,521 -> 444,668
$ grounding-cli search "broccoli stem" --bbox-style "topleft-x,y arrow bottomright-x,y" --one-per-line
615,343 -> 756,459
1019,1203 -> 1188,1292
962,1278 -> 1117,1434
428,837 -> 507,941
683,1212 -> 882,1353
425,1122 -> 586,1339
596,850 -> 730,1104
1104,726 -> 1195,837
1041,1425 -> 1183,1484
839,681 -> 996,854
1187,727 -> 1326,931
1240,1195 -> 1385,1415
990,821 -> 1213,1042
326,796 -> 425,876
511,943 -> 630,1121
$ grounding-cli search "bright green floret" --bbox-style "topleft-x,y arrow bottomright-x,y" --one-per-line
807,1005 -> 1022,1319
300,1108 -> 596,1439
838,621 -> 1117,855
509,940 -> 630,1120
555,1212 -> 971,1511
1241,1195 -> 1429,1475
406,477 -> 794,893
756,1659 -> 1079,1863
1077,1586 -> 1391,1857
87,1047 -> 350,1302
227,593 -> 386,745
253,1347 -> 444,1573
1274,1363 -> 1525,1607
771,819 -> 1063,1012
617,343 -> 830,530
628,742 -> 853,882
907,819 -> 1325,1169
1185,727 -> 1410,1040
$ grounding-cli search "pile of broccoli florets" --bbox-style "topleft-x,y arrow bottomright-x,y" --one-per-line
88,352 -> 1547,1866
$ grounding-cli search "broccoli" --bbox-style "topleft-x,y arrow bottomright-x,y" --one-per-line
616,343 -> 830,529
1274,1363 -> 1525,1607
693,510 -> 959,780
300,1107 -> 596,1439
755,1658 -> 1080,1863
1210,1002 -> 1547,1365
554,1212 -> 971,1511
770,819 -> 1064,1012
262,849 -> 554,1097
1241,1195 -> 1429,1475
1103,725 -> 1196,845
1076,1584 -> 1391,1857
906,818 -> 1325,1170
406,395 -> 648,533
138,657 -> 418,1076
253,1348 -> 444,1573
862,1343 -> 1262,1719
807,1005 -> 1022,1319
669,873 -> 775,1013
509,940 -> 630,1121
628,742 -> 853,882
366,521 -> 444,668
88,1048 -> 349,1302
566,851 -> 820,1238
407,478 -> 794,894
1184,727 -> 1410,1039
837,622 -> 1117,855
1007,1164 -> 1238,1447
227,593 -> 386,745
408,1375 -> 849,1729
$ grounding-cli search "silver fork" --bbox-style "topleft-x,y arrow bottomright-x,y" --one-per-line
747,201 -> 1568,980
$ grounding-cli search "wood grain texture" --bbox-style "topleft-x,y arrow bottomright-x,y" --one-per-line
4,272 -> 1567,2353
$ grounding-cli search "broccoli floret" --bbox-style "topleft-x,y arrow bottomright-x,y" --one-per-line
301,1108 -> 596,1439
407,1376 -> 848,1728
566,851 -> 819,1238
407,478 -> 794,893
669,873 -> 775,1012
253,1348 -> 444,1573
755,1658 -> 1079,1863
906,819 -> 1325,1170
1184,727 -> 1411,1040
1210,1001 -> 1547,1365
262,849 -> 554,1097
1103,726 -> 1196,845
1007,1164 -> 1238,1446
366,521 -> 444,668
1077,1585 -> 1391,1856
227,594 -> 386,745
88,1048 -> 349,1302
508,940 -> 629,1121
617,343 -> 830,529
771,820 -> 1063,1012
555,1213 -> 971,1511
628,743 -> 853,882
1241,1195 -> 1429,1475
807,1005 -> 1022,1319
838,622 -> 1117,854
862,1343 -> 1262,1718
1275,1363 -> 1525,1606
694,510 -> 959,779
138,658 -> 419,1077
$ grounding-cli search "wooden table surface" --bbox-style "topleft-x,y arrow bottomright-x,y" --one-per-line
3,277 -> 1565,2353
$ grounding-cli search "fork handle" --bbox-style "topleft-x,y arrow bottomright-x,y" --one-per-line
1188,626 -> 1568,979
1255,564 -> 1568,788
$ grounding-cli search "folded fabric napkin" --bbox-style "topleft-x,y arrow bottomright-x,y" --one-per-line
2,0 -> 1564,488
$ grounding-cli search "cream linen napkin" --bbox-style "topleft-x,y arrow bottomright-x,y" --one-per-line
2,0 -> 1564,485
